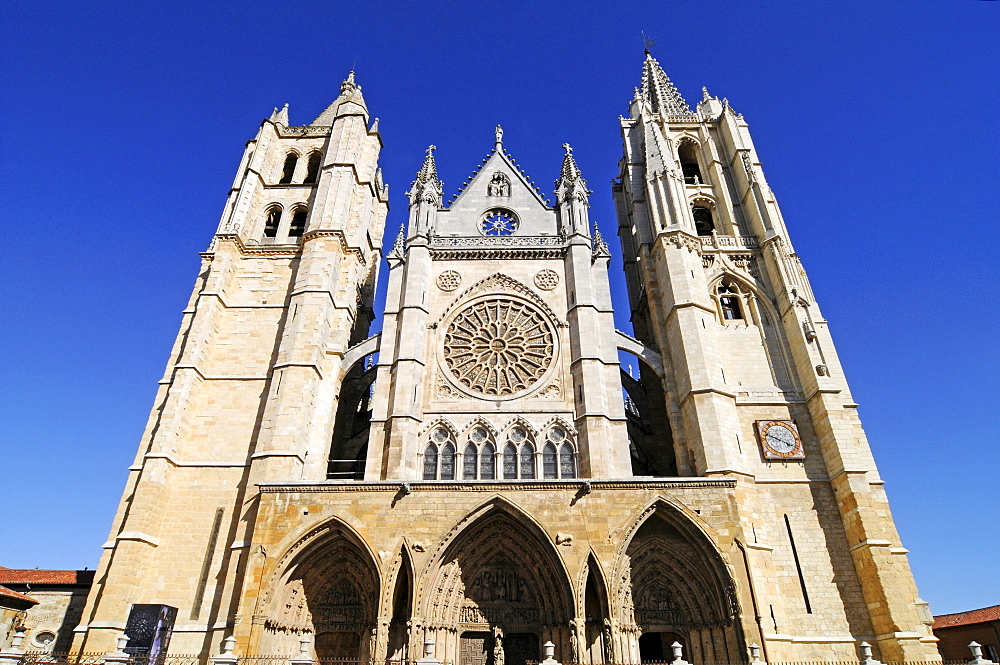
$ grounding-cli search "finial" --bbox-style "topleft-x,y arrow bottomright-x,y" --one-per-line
562,143 -> 572,155
702,86 -> 711,101
427,145 -> 436,155
341,70 -> 358,94
641,31 -> 656,55
495,124 -> 503,146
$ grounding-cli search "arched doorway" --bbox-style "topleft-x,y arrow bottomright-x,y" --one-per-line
261,524 -> 380,659
617,505 -> 745,663
424,506 -> 573,665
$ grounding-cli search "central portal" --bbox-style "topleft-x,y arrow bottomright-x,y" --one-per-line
459,631 -> 539,665
424,506 -> 572,665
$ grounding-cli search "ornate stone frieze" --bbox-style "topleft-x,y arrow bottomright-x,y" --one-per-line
431,235 -> 565,250
660,230 -> 702,254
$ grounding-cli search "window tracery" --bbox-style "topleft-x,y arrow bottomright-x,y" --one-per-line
480,208 -> 519,236
443,298 -> 555,397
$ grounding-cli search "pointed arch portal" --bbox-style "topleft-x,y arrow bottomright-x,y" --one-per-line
424,506 -> 573,665
261,524 -> 380,660
617,505 -> 745,663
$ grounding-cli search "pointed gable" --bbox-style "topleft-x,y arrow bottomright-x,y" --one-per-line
435,128 -> 557,238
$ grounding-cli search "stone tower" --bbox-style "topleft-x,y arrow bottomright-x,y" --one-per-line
72,58 -> 939,665
73,72 -> 389,653
610,52 -> 939,660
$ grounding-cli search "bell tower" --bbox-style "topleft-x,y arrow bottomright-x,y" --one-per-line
613,52 -> 938,660
74,72 -> 389,653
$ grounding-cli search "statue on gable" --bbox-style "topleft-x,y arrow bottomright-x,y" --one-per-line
488,172 -> 511,197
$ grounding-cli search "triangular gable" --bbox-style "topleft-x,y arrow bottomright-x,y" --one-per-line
448,147 -> 550,209
435,146 -> 558,238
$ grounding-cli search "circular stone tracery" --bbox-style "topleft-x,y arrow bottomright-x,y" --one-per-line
443,298 -> 555,396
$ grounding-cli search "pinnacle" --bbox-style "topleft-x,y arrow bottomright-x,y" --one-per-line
640,53 -> 692,115
415,145 -> 440,184
558,143 -> 584,184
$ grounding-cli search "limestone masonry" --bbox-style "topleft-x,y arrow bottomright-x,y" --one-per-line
70,56 -> 940,663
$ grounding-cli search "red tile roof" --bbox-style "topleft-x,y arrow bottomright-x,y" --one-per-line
934,604 -> 1000,629
0,583 -> 38,606
0,569 -> 95,586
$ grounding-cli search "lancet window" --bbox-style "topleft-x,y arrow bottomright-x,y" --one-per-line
717,280 -> 744,321
542,425 -> 576,479
278,152 -> 298,184
422,426 -> 456,480
304,152 -> 322,184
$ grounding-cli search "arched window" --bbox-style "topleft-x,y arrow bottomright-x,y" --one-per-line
422,444 -> 437,480
289,207 -> 307,237
463,444 -> 477,480
304,152 -> 322,184
718,281 -> 744,320
503,443 -> 517,479
520,443 -> 536,479
481,443 -> 496,479
263,207 -> 281,238
692,206 -> 715,236
560,443 -> 576,478
678,141 -> 703,184
440,443 -> 455,480
279,153 -> 298,184
543,443 -> 558,479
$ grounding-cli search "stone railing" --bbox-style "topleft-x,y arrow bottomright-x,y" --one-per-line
699,233 -> 760,249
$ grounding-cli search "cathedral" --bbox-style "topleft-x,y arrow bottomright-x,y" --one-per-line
71,55 -> 940,663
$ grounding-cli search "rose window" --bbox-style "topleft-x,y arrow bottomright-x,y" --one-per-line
480,208 -> 519,236
443,298 -> 554,396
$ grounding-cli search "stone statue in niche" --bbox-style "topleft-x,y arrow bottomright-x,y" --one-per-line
488,173 -> 511,197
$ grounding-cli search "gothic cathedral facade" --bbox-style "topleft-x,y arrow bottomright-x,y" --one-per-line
73,57 -> 939,663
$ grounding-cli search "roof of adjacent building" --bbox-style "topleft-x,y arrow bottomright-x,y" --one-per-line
0,583 -> 38,607
0,567 -> 95,586
933,604 -> 1000,629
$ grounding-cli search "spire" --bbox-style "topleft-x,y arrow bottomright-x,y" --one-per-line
640,53 -> 692,115
410,145 -> 444,207
312,71 -> 369,125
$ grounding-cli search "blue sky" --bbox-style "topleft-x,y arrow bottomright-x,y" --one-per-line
1,1 -> 997,615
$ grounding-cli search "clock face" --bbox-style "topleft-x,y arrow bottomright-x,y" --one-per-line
765,425 -> 796,453
756,420 -> 805,460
